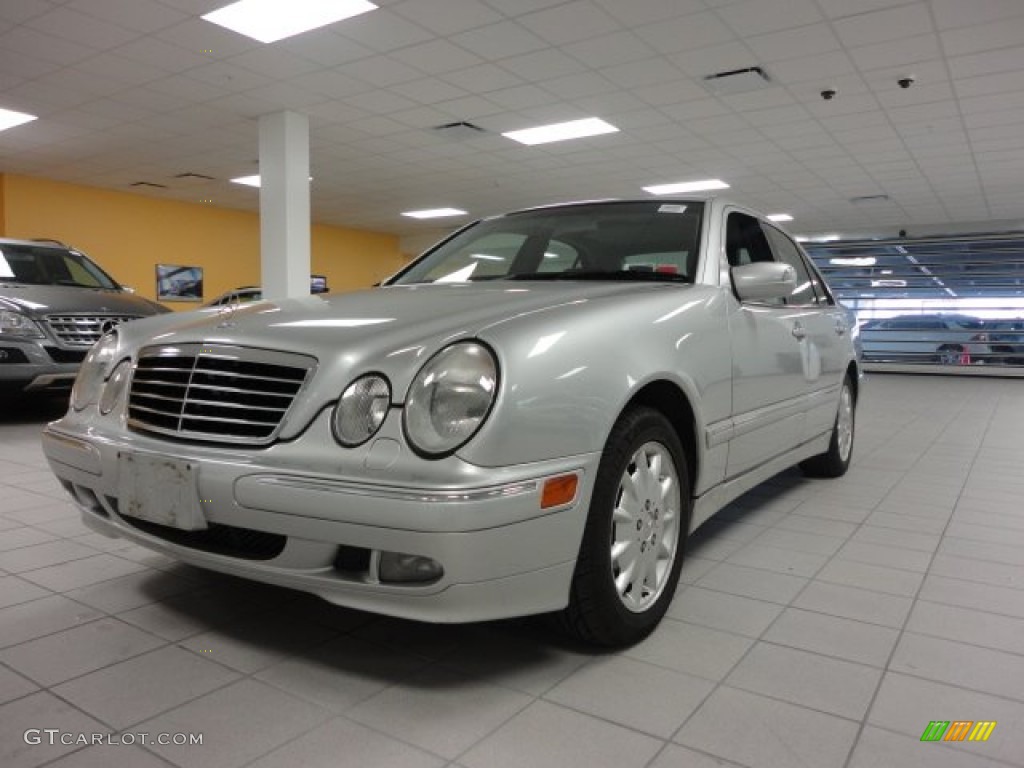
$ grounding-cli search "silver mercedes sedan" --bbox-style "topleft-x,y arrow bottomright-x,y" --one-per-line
43,198 -> 860,646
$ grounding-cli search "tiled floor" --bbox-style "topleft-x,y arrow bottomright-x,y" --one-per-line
2,374 -> 1023,768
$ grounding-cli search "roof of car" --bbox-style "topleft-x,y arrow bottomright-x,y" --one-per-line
0,237 -> 72,249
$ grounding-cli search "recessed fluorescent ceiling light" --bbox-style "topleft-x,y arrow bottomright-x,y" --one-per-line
503,117 -> 619,146
230,175 -> 312,187
0,107 -> 37,132
766,213 -> 793,222
203,0 -> 377,44
402,208 -> 467,219
643,179 -> 729,195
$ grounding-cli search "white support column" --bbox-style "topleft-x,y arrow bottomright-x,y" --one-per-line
258,110 -> 310,301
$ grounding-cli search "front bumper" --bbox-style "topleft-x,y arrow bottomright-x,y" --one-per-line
0,339 -> 80,391
42,416 -> 600,623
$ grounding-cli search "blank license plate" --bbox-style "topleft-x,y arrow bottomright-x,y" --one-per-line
117,452 -> 206,530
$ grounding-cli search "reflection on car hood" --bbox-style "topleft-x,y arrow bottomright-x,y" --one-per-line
131,281 -> 686,354
0,285 -> 165,316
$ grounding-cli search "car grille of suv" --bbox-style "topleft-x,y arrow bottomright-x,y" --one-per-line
45,315 -> 141,347
127,344 -> 316,445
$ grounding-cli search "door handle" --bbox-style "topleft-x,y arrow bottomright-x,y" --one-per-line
792,323 -> 806,341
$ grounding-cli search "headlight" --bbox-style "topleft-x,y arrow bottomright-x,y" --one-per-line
404,341 -> 498,457
99,359 -> 132,415
0,310 -> 44,338
70,333 -> 119,411
332,374 -> 391,447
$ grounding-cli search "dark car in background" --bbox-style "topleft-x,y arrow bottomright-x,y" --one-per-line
0,238 -> 168,394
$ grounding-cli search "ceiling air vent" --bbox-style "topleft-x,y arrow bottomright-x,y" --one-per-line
433,121 -> 487,140
850,194 -> 891,204
130,182 -> 168,189
174,172 -> 216,181
702,66 -> 773,96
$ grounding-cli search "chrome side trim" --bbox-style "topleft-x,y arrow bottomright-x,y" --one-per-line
245,474 -> 542,504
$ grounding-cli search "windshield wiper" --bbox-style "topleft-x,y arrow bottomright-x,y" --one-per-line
506,270 -> 690,283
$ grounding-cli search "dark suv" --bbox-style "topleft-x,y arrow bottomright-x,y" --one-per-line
0,238 -> 168,394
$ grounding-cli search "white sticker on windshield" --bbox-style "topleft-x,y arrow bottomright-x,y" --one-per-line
657,204 -> 687,214
0,252 -> 13,278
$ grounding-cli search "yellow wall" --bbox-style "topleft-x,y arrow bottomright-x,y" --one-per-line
0,174 -> 405,309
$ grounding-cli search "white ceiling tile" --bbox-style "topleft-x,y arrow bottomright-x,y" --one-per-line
634,11 -> 734,54
391,39 -> 483,74
720,88 -> 796,111
113,37 -> 211,73
600,58 -> 686,89
25,6 -> 137,48
540,71 -> 618,99
343,89 -> 419,115
392,0 -> 502,35
0,0 -> 59,24
848,35 -> 942,72
433,95 -> 506,119
669,41 -> 756,78
228,48 -> 321,80
770,51 -> 856,84
0,26 -> 97,66
299,70 -> 371,100
804,92 -> 880,117
930,0 -> 1024,30
482,84 -> 559,111
715,0 -> 823,37
875,82 -> 954,108
563,31 -> 654,68
390,77 -> 469,104
949,47 -> 1024,80
832,3 -> 932,47
954,70 -> 1024,99
659,98 -> 731,120
497,48 -> 586,82
0,47 -> 61,80
67,0 -> 187,34
744,23 -> 841,63
344,115 -> 409,136
451,21 -> 548,59
342,56 -> 422,88
482,0 -> 572,15
939,18 -> 1024,57
517,1 -> 622,46
593,0 -> 705,26
278,30 -> 374,68
632,78 -> 709,106
815,0 -> 915,19
155,18 -> 259,59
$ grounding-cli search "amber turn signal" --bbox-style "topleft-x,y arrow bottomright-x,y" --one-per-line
541,474 -> 578,509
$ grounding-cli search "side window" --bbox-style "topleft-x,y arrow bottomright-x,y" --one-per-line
764,225 -> 818,306
726,212 -> 775,267
535,239 -> 580,273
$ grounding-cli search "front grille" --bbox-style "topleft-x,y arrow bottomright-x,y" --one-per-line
120,516 -> 286,560
44,346 -> 88,363
45,315 -> 141,347
127,343 -> 315,445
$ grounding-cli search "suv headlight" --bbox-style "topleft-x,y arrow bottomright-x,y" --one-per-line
0,310 -> 44,338
332,374 -> 391,447
404,341 -> 498,457
71,333 -> 119,411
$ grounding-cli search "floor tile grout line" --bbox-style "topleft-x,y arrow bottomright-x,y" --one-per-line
839,380 -> 1000,768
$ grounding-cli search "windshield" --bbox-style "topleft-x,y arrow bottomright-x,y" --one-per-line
391,201 -> 704,285
0,244 -> 120,289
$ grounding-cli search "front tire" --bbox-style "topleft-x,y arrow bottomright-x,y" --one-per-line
800,374 -> 855,478
559,406 -> 691,647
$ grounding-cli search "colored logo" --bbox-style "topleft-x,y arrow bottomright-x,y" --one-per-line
920,721 -> 996,742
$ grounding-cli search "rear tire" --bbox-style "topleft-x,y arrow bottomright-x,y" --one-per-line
558,406 -> 691,647
800,374 -> 855,478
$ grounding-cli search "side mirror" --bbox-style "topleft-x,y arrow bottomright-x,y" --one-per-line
731,262 -> 796,302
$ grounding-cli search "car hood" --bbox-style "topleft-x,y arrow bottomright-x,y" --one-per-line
0,284 -> 166,316
133,281 -> 688,346
118,280 -> 690,411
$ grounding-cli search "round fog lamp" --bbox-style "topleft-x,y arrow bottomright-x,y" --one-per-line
333,374 -> 391,447
378,551 -> 444,584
